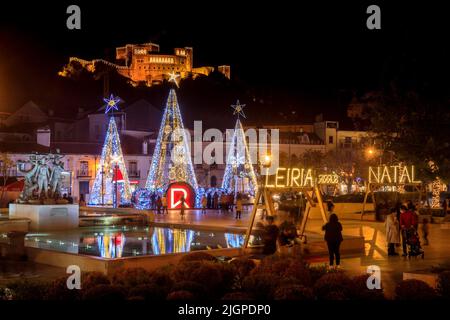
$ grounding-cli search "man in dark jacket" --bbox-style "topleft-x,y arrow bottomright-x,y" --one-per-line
262,216 -> 279,255
322,213 -> 343,269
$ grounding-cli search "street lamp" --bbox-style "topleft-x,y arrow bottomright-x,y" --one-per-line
263,153 -> 272,169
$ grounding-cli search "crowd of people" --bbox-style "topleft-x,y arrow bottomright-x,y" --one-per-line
145,189 -> 248,220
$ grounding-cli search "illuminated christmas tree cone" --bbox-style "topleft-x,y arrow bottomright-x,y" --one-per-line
145,89 -> 198,196
89,95 -> 132,206
222,100 -> 258,196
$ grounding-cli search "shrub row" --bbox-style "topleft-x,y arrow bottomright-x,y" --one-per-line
2,252 -> 450,300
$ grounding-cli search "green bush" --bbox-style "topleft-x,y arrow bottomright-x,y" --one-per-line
221,292 -> 254,300
348,275 -> 385,300
241,273 -> 281,300
313,272 -> 353,300
230,257 -> 256,282
254,254 -> 312,287
45,277 -> 80,300
179,251 -> 217,263
110,268 -> 153,287
5,279 -> 49,300
149,267 -> 175,293
128,284 -> 166,300
82,272 -> 110,290
172,281 -> 207,299
395,279 -> 437,300
167,290 -> 195,300
82,284 -> 127,300
172,261 -> 234,298
274,284 -> 315,300
307,264 -> 329,284
437,271 -> 450,298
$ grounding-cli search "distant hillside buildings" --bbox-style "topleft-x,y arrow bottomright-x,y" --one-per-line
62,43 -> 231,87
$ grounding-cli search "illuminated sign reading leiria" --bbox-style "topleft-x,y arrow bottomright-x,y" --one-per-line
368,165 -> 421,184
265,167 -> 314,188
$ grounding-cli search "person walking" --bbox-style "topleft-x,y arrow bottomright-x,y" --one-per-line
161,195 -> 168,214
421,218 -> 430,246
235,195 -> 243,220
322,213 -> 343,270
201,194 -> 207,215
385,208 -> 400,256
180,196 -> 186,219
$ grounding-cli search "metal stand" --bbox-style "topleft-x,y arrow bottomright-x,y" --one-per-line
243,186 -> 328,249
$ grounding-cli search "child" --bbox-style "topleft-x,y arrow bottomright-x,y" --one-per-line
201,195 -> 207,215
421,218 -> 429,245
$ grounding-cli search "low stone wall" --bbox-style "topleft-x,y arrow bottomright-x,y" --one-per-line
0,218 -> 30,233
26,247 -> 243,275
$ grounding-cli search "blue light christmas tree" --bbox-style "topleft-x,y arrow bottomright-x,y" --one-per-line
145,88 -> 198,193
89,95 -> 131,206
221,100 -> 258,196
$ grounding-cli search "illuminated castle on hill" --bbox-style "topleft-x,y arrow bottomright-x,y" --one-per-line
61,43 -> 231,87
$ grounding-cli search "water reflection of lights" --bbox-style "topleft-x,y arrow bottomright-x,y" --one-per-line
225,233 -> 245,248
151,228 -> 194,255
96,233 -> 126,258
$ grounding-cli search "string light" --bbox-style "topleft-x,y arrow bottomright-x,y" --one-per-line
221,117 -> 258,196
145,89 -> 199,196
431,177 -> 442,209
89,101 -> 132,206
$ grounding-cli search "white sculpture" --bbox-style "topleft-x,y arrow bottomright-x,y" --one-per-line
17,153 -> 66,203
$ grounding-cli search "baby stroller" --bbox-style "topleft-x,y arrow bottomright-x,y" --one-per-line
405,227 -> 424,259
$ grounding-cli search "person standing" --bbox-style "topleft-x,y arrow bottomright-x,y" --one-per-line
322,213 -> 343,269
156,196 -> 162,215
262,216 -> 279,255
180,195 -> 186,219
201,194 -> 207,215
150,193 -> 156,210
207,192 -> 212,209
399,205 -> 414,256
443,197 -> 449,215
161,195 -> 168,214
385,208 -> 400,256
213,192 -> 219,210
235,195 -> 243,220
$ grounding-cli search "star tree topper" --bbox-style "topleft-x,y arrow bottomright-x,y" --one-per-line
103,94 -> 121,114
231,100 -> 246,118
167,72 -> 180,88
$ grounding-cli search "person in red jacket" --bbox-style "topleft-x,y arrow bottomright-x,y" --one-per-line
399,205 -> 416,256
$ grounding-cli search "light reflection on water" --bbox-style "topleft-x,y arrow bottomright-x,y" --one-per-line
21,226 -> 246,258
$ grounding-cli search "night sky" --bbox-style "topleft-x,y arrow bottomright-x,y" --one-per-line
1,1 -> 449,127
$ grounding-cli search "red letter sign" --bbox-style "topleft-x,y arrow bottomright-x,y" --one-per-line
167,183 -> 194,209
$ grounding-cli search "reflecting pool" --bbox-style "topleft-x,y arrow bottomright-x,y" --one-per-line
16,226 -> 247,258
